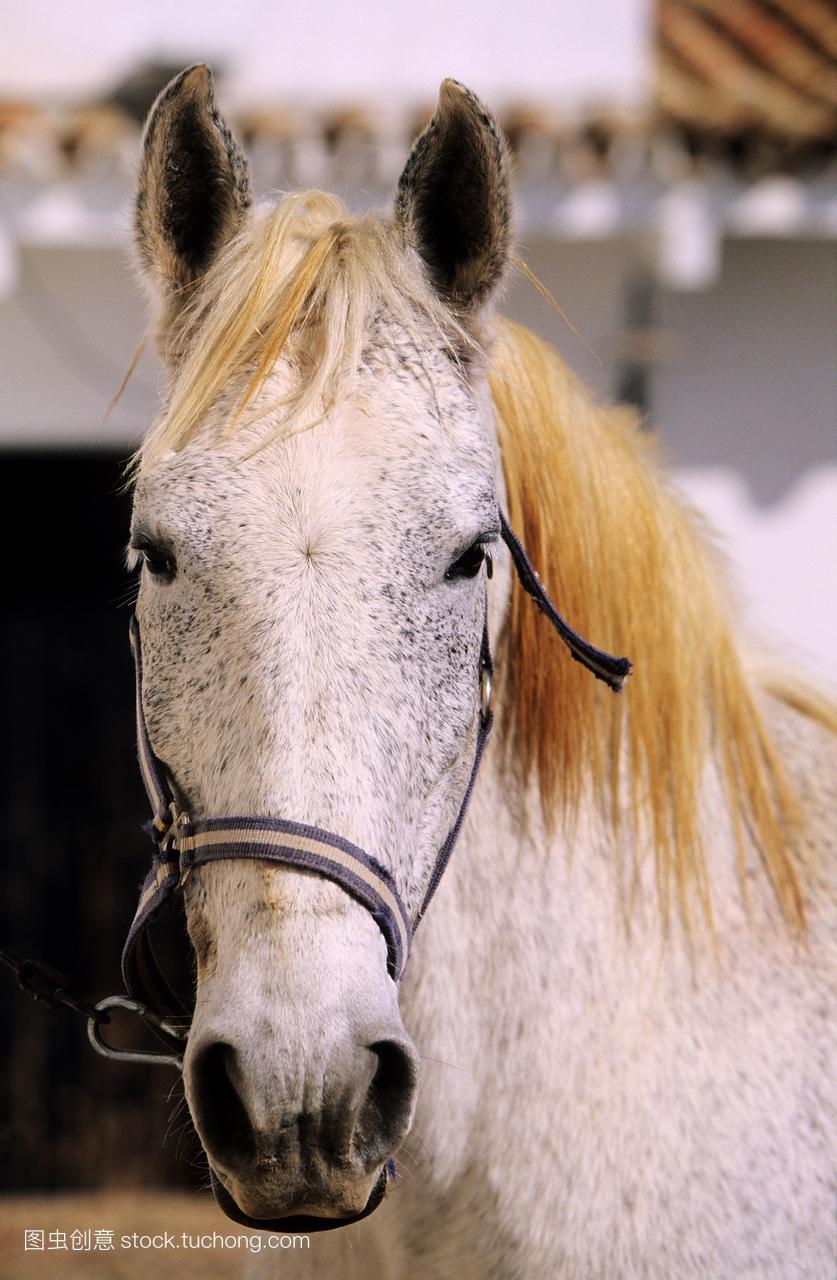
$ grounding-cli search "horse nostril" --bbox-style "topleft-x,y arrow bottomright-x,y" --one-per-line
354,1039 -> 418,1169
190,1041 -> 256,1166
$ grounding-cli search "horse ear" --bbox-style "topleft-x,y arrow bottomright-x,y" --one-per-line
395,79 -> 511,312
135,64 -> 251,341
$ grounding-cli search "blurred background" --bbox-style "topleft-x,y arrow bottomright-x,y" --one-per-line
0,0 -> 834,1269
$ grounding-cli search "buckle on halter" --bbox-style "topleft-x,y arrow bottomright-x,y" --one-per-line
159,803 -> 190,856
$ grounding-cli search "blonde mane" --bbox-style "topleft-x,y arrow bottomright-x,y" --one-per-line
133,193 -> 833,936
491,318 -> 834,937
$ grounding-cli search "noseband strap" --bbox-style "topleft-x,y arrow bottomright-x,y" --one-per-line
118,510 -> 630,1232
122,617 -> 494,1019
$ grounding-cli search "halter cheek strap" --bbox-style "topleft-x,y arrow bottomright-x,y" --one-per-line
115,510 -> 630,1232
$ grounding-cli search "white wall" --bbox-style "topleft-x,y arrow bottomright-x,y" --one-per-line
0,0 -> 650,105
676,466 -> 837,694
654,239 -> 837,505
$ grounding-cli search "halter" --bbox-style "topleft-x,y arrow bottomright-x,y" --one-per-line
90,509 -> 631,1233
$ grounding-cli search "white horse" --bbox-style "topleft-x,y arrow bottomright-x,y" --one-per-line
127,66 -> 836,1279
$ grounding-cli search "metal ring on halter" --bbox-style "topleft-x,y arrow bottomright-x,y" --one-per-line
87,995 -> 185,1068
480,664 -> 492,724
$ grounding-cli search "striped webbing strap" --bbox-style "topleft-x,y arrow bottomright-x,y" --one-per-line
122,511 -> 631,1040
121,615 -> 493,1030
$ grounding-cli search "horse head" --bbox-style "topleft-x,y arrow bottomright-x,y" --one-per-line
130,64 -> 513,1224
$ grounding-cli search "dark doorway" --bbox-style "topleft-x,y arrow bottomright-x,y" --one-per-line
0,451 -> 199,1192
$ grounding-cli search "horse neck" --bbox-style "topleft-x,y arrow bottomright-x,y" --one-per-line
407,734 -> 609,1011
398,736 -> 621,1181
403,709 -> 733,1039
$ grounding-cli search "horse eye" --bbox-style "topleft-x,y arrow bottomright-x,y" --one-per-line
140,546 -> 176,582
445,541 -> 487,581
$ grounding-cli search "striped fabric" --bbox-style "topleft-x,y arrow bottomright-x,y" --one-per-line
180,816 -> 413,981
121,616 -> 492,1004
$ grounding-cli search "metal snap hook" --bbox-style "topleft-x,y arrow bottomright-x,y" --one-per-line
87,995 -> 185,1069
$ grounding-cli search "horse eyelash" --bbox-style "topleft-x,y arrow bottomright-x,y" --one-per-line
454,530 -> 499,561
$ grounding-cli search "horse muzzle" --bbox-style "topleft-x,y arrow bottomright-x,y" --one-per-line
183,1003 -> 418,1229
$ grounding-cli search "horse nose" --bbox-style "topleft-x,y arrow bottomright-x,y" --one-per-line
354,1038 -> 418,1162
187,1032 -> 418,1180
